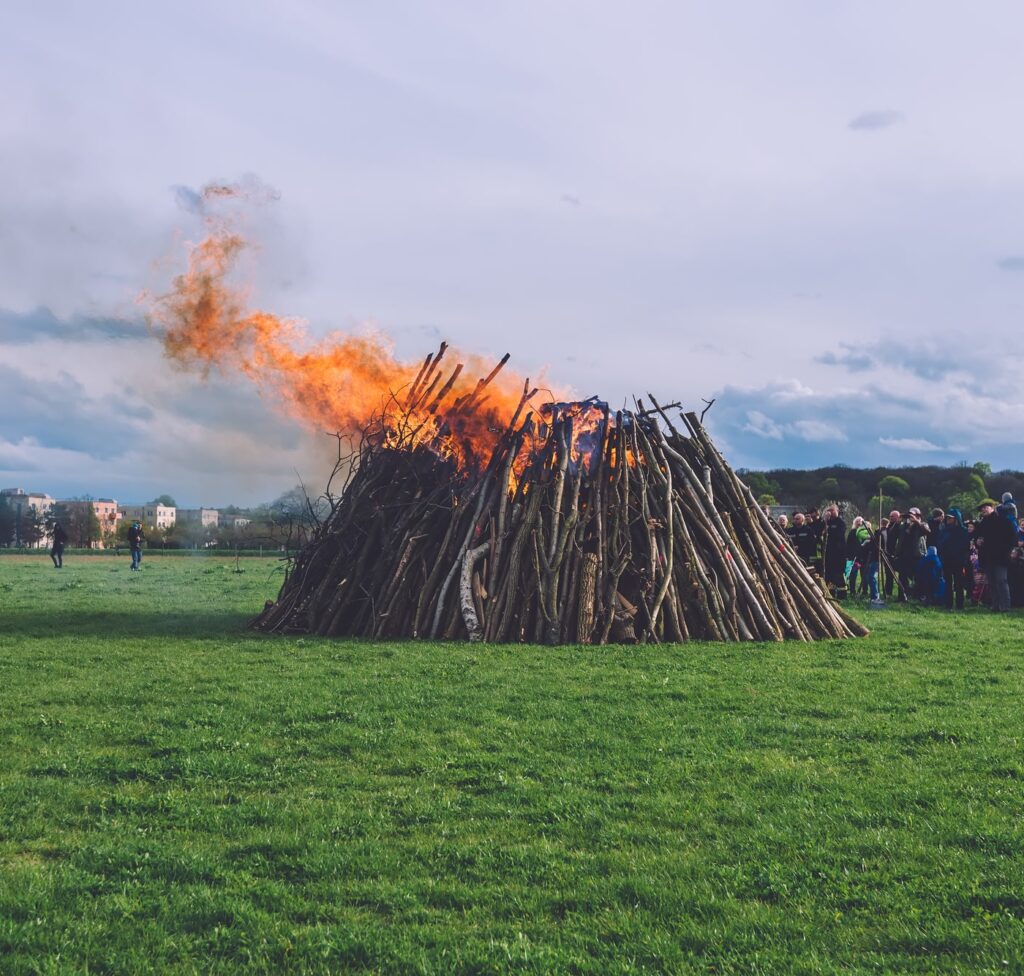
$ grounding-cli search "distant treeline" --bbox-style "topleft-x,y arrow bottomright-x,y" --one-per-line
740,462 -> 1024,517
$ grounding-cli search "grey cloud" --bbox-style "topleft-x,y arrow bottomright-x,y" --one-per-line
0,306 -> 148,345
705,379 -> 946,469
848,109 -> 905,131
0,443 -> 39,471
996,256 -> 1024,272
172,184 -> 206,215
863,385 -> 930,414
0,364 -> 146,459
818,336 -> 1024,399
707,369 -> 1024,472
149,375 -> 303,451
816,344 -> 875,372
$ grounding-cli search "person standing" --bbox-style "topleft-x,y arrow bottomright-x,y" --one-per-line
127,519 -> 145,571
845,517 -> 864,592
896,507 -> 929,601
806,508 -> 825,576
849,517 -> 872,597
915,545 -> 946,605
974,502 -> 1015,612
787,512 -> 818,569
822,504 -> 848,598
50,520 -> 68,569
883,510 -> 902,599
937,508 -> 971,611
866,519 -> 887,604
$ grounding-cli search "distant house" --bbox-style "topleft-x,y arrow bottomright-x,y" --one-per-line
178,507 -> 219,528
53,498 -> 123,549
0,488 -> 54,547
123,504 -> 177,530
92,499 -> 122,545
219,515 -> 250,529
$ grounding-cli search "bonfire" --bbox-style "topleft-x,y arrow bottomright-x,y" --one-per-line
254,346 -> 866,644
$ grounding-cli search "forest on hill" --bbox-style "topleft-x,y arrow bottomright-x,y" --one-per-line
740,462 -> 1024,519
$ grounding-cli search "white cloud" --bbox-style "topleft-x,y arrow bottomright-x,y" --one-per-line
878,437 -> 943,452
790,420 -> 847,442
742,410 -> 783,440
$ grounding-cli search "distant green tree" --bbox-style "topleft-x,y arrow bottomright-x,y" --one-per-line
947,491 -> 984,515
744,473 -> 782,500
820,477 -> 841,497
972,461 -> 993,480
52,500 -> 102,548
868,495 -> 897,520
757,493 -> 779,508
151,494 -> 177,507
879,475 -> 910,497
20,506 -> 46,548
0,496 -> 16,546
946,473 -> 988,515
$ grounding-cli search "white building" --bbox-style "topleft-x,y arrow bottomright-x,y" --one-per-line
123,504 -> 177,530
178,507 -> 220,528
1,488 -> 54,547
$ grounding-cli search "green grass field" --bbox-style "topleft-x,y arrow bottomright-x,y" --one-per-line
1,554 -> 1022,974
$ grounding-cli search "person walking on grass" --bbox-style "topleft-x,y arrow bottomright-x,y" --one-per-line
127,519 -> 145,571
50,520 -> 68,568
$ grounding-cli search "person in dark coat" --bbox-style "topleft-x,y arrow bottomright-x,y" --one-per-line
895,507 -> 929,600
806,508 -> 825,576
936,507 -> 971,611
787,512 -> 818,569
127,519 -> 145,571
974,502 -> 1016,611
822,504 -> 847,598
50,520 -> 68,568
883,510 -> 902,599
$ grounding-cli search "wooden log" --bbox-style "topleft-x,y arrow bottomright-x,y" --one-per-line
576,552 -> 598,643
460,542 -> 489,641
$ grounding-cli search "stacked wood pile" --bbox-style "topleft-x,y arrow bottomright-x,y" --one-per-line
255,348 -> 866,643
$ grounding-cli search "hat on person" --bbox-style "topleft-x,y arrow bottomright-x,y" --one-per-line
908,507 -> 921,515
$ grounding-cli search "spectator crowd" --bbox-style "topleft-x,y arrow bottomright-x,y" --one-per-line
775,494 -> 1024,612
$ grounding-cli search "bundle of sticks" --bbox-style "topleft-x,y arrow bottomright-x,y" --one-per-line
255,347 -> 867,643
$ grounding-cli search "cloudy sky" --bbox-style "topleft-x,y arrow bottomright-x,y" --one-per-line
4,2 -> 1024,505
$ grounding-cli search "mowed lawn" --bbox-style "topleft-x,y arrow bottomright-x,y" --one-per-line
1,555 -> 1023,975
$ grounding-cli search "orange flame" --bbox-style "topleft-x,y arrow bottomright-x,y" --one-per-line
145,182 -> 534,469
